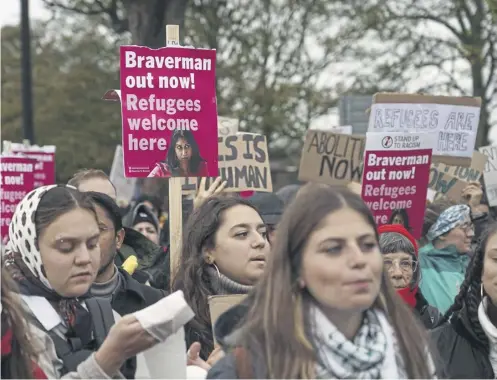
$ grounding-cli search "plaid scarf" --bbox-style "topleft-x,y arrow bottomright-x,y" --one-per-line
309,304 -> 404,379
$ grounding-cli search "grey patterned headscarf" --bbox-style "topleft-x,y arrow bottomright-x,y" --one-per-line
426,204 -> 471,242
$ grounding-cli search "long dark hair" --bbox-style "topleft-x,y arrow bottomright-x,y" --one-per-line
171,195 -> 262,359
439,222 -> 497,345
1,268 -> 40,379
165,130 -> 205,175
388,208 -> 411,231
238,183 -> 434,378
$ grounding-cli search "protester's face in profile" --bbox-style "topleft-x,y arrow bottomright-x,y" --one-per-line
383,251 -> 414,289
175,138 -> 192,162
440,220 -> 474,253
300,207 -> 383,313
94,205 -> 120,275
38,208 -> 101,297
78,178 -> 117,201
209,205 -> 269,286
482,231 -> 497,303
133,222 -> 159,245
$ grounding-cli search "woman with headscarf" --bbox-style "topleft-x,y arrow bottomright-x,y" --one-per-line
3,185 -> 158,378
378,224 -> 441,329
419,204 -> 475,314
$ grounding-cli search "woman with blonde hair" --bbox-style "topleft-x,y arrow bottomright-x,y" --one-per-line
208,184 -> 437,379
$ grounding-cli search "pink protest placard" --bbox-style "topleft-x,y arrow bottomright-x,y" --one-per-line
361,132 -> 435,239
0,156 -> 36,242
119,45 -> 218,178
10,143 -> 56,187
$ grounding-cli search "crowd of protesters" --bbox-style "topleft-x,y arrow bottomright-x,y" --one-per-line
1,165 -> 497,379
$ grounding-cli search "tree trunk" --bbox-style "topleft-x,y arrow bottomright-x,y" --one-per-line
471,55 -> 490,148
124,0 -> 188,48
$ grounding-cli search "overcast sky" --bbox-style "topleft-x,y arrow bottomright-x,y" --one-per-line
2,0 -> 495,143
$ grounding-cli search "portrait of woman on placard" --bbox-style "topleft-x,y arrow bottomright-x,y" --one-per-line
148,129 -> 209,178
389,208 -> 412,232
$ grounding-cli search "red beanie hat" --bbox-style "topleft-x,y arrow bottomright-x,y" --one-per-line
377,224 -> 418,257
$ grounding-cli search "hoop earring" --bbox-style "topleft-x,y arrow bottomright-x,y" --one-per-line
211,263 -> 221,278
481,283 -> 484,298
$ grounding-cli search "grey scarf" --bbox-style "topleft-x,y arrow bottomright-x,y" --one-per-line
206,266 -> 252,295
91,266 -> 122,300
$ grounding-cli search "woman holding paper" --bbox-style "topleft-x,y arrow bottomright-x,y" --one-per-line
172,195 -> 270,361
3,185 -> 159,379
148,129 -> 209,177
207,184 -> 436,379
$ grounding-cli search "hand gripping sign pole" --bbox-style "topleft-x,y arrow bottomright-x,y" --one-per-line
166,25 -> 183,287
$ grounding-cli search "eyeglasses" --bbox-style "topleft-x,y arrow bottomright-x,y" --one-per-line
458,222 -> 475,234
383,259 -> 418,272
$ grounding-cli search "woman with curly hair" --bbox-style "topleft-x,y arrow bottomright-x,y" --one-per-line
432,222 -> 497,378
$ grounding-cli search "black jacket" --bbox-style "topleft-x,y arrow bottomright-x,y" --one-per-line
116,228 -> 170,290
208,300 -> 267,379
414,291 -> 442,329
430,304 -> 493,378
111,268 -> 167,316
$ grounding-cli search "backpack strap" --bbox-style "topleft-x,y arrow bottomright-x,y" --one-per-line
85,298 -> 115,346
233,346 -> 254,379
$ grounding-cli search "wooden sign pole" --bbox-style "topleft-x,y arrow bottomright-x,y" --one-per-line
166,25 -> 183,288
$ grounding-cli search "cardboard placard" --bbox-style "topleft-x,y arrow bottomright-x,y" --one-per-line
110,145 -> 137,203
431,150 -> 487,183
428,165 -> 469,202
116,45 -> 219,178
361,132 -> 434,239
368,93 -> 481,167
479,145 -> 497,206
298,130 -> 365,185
310,125 -> 353,135
0,156 -> 36,241
9,143 -> 56,188
217,116 -> 239,137
181,133 -> 272,193
208,294 -> 246,345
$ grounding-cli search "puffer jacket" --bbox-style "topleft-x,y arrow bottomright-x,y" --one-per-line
207,300 -> 267,379
431,303 -> 494,378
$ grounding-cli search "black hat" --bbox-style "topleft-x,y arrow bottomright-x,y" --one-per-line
249,192 -> 284,226
132,203 -> 160,232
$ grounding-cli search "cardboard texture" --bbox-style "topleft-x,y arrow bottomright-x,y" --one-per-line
310,125 -> 353,135
208,294 -> 246,345
369,93 -> 482,167
110,145 -> 137,203
181,133 -> 272,193
429,150 -> 488,202
217,116 -> 239,137
429,166 -> 469,202
298,130 -> 365,186
479,145 -> 497,206
431,151 -> 487,183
